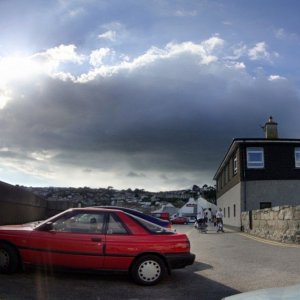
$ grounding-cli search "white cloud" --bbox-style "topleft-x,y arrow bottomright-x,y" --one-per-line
31,44 -> 85,72
248,42 -> 270,60
275,28 -> 286,40
225,61 -> 246,70
0,87 -> 12,109
225,43 -> 248,60
89,48 -> 113,67
98,22 -> 126,42
274,28 -> 298,41
248,42 -> 279,62
268,75 -> 286,81
52,72 -> 76,82
0,55 -> 41,83
174,9 -> 197,17
1,35 -> 298,190
202,36 -> 224,52
46,44 -> 84,64
98,30 -> 117,42
0,45 -> 85,84
76,37 -> 225,82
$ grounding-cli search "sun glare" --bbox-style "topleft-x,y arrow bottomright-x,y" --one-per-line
0,55 -> 44,109
0,55 -> 42,84
0,88 -> 12,109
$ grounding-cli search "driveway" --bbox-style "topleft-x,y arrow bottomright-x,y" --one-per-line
1,224 -> 299,300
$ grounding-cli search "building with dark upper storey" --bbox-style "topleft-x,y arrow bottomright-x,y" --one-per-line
214,117 -> 300,229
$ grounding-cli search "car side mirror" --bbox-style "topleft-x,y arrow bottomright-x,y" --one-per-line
39,221 -> 54,232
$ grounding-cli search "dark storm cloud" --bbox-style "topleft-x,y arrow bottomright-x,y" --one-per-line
1,47 -> 299,184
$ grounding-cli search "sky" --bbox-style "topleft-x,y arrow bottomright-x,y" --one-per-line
1,0 -> 300,192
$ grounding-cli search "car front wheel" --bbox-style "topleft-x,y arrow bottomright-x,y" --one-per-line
0,243 -> 19,274
131,254 -> 166,285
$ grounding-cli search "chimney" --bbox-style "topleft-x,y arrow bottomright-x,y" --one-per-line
264,116 -> 278,139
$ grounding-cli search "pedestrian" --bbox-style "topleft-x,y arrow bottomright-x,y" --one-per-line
196,206 -> 204,226
212,213 -> 217,226
216,208 -> 224,232
207,208 -> 212,222
204,212 -> 208,225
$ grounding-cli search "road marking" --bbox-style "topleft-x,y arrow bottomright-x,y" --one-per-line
238,233 -> 300,248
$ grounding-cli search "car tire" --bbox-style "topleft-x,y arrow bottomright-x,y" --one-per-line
0,243 -> 20,274
131,254 -> 166,286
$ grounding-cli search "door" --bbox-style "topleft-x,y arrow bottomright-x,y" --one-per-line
26,211 -> 106,270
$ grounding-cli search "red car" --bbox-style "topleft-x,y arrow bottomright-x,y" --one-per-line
171,217 -> 188,224
0,207 -> 195,285
150,212 -> 170,221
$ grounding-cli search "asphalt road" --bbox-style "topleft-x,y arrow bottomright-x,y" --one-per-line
1,224 -> 300,300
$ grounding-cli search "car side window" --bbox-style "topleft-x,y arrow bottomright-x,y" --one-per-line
106,213 -> 128,235
52,212 -> 105,233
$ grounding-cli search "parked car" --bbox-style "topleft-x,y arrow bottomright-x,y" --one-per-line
150,212 -> 170,221
0,207 -> 195,285
96,206 -> 172,228
171,216 -> 188,224
186,216 -> 197,223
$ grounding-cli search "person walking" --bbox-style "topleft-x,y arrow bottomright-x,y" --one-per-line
196,206 -> 204,227
216,208 -> 224,232
206,208 -> 212,223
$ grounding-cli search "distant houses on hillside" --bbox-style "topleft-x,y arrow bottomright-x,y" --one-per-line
0,182 -> 216,225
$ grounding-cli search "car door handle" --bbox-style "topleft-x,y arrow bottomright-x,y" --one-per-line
91,237 -> 102,242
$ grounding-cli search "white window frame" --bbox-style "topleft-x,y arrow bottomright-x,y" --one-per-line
247,147 -> 264,169
233,155 -> 238,175
295,148 -> 300,168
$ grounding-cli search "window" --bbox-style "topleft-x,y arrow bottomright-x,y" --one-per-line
247,147 -> 264,169
107,213 -> 128,234
233,155 -> 238,175
233,205 -> 236,217
228,207 -> 230,218
52,212 -> 105,233
223,208 -> 226,218
295,148 -> 300,168
224,165 -> 228,184
130,215 -> 172,234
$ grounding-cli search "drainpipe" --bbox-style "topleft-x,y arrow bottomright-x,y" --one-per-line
242,142 -> 247,212
242,141 -> 250,230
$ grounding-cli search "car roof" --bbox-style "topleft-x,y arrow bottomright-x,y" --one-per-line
70,207 -> 121,212
94,206 -> 170,226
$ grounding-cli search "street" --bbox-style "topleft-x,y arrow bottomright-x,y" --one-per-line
1,224 -> 300,300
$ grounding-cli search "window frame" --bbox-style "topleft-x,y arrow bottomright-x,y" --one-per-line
246,147 -> 264,169
49,211 -> 106,234
128,214 -> 173,235
295,147 -> 300,168
233,155 -> 238,175
106,213 -> 130,235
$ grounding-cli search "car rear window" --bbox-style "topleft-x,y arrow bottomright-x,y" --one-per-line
106,213 -> 129,235
127,213 -> 174,234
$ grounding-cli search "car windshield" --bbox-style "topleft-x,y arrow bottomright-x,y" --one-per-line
127,213 -> 173,234
24,220 -> 44,228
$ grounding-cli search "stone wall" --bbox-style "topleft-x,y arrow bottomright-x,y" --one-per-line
0,181 -> 47,225
241,205 -> 300,244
